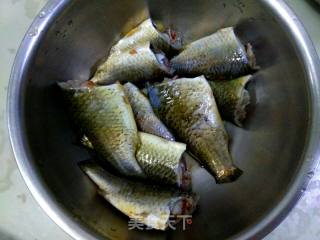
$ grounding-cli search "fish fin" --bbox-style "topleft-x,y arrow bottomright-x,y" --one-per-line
73,135 -> 94,150
147,83 -> 162,110
80,135 -> 94,150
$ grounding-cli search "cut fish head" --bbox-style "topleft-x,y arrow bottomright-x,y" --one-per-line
151,20 -> 183,51
168,192 -> 199,226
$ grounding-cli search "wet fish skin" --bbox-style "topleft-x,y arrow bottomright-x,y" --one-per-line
171,27 -> 257,80
123,82 -> 175,141
59,80 -> 144,178
80,161 -> 198,230
79,132 -> 190,189
209,75 -> 252,127
136,132 -> 191,189
91,43 -> 172,85
148,76 -> 242,183
110,18 -> 182,56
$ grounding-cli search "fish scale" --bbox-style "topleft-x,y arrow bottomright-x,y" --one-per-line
59,81 -> 144,178
123,82 -> 175,140
91,42 -> 172,85
148,76 -> 242,183
80,161 -> 198,230
110,18 -> 182,56
80,130 -> 190,189
171,27 -> 256,80
135,132 -> 189,188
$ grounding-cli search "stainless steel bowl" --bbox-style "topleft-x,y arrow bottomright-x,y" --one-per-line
8,0 -> 320,239
314,0 -> 320,5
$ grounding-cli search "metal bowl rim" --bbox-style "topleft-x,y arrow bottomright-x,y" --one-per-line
7,0 -> 320,239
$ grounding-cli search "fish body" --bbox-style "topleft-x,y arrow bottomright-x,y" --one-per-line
59,80 -> 144,178
91,43 -> 172,85
79,131 -> 190,189
123,82 -> 175,140
110,18 -> 182,56
209,75 -> 252,127
136,132 -> 191,189
171,27 -> 257,80
148,76 -> 242,183
80,162 -> 198,230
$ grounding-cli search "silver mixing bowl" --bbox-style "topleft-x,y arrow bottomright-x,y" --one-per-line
7,0 -> 320,239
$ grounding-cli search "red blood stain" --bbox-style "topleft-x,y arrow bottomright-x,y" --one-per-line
169,29 -> 177,42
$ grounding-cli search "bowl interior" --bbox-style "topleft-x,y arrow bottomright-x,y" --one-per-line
20,0 -> 310,239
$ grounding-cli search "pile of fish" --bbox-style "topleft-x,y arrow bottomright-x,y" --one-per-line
58,18 -> 258,230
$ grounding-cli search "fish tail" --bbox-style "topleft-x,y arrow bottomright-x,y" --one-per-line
79,135 -> 94,150
215,165 -> 243,184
